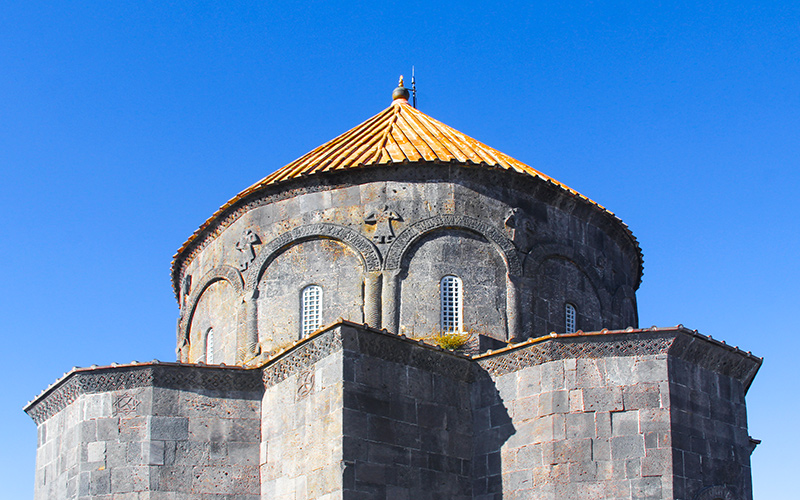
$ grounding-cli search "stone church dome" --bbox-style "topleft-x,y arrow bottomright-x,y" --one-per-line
172,80 -> 644,365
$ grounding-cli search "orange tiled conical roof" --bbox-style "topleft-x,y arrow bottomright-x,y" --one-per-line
173,85 -> 641,292
234,96 -> 597,206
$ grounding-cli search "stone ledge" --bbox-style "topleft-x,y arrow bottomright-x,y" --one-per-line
473,326 -> 762,391
24,363 -> 262,425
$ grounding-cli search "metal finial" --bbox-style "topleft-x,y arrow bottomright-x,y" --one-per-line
392,75 -> 410,101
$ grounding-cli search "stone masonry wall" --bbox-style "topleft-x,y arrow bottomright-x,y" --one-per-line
33,396 -> 82,500
29,325 -> 760,500
474,336 -> 676,500
28,364 -> 263,500
669,357 -> 755,500
260,335 -> 345,500
340,325 -> 474,500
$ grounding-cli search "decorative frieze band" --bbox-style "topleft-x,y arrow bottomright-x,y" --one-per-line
350,328 -> 474,382
477,334 -> 675,377
262,329 -> 344,389
25,364 -> 262,425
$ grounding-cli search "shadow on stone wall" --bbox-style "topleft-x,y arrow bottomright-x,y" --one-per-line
472,368 -> 515,499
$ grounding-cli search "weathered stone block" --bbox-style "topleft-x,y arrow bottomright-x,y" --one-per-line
566,412 -> 594,439
612,435 -> 645,460
583,387 -> 623,412
538,390 -> 569,415
611,410 -> 639,435
149,416 -> 189,441
86,441 -> 106,463
623,384 -> 661,410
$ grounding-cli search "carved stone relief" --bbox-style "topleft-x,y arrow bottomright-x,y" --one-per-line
113,393 -> 141,416
296,369 -> 315,400
244,223 -> 382,293
384,215 -> 523,276
236,229 -> 261,271
364,206 -> 402,244
505,208 -> 536,254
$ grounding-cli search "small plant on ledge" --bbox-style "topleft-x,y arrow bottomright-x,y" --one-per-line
430,329 -> 474,350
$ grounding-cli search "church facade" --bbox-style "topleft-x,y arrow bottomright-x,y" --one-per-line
26,81 -> 761,499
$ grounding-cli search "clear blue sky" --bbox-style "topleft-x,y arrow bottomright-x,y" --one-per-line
2,1 -> 797,497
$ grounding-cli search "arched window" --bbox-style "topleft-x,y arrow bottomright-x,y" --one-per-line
301,285 -> 323,337
440,275 -> 463,333
205,328 -> 215,364
565,303 -> 577,333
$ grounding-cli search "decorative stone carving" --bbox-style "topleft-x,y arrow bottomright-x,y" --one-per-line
296,369 -> 315,399
384,215 -> 523,276
235,229 -> 261,271
477,334 -> 676,377
364,206 -> 402,244
25,365 -> 262,424
693,485 -> 736,500
245,223 -> 382,293
505,208 -> 536,254
262,328 -> 343,388
113,393 -> 141,416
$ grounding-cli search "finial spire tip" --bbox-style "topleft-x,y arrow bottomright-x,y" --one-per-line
392,76 -> 410,102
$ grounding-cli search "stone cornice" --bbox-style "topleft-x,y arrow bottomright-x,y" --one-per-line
474,326 -> 762,391
24,362 -> 262,425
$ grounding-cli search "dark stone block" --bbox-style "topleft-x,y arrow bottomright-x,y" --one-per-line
487,474 -> 503,494
368,442 -> 410,466
355,461 -> 386,485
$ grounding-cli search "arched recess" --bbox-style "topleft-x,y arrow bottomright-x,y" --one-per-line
525,244 -> 611,313
384,215 -> 522,276
240,223 -> 382,358
258,239 -> 363,349
180,265 -> 244,350
531,255 -> 606,335
182,266 -> 243,364
244,223 -> 381,294
383,216 -> 522,340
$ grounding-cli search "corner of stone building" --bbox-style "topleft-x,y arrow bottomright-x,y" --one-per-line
666,329 -> 762,500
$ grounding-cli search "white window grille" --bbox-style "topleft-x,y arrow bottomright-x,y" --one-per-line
440,275 -> 463,333
301,285 -> 323,337
206,328 -> 215,364
565,303 -> 577,333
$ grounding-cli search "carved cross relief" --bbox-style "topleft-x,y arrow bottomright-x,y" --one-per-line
505,208 -> 536,254
236,229 -> 261,271
364,206 -> 402,244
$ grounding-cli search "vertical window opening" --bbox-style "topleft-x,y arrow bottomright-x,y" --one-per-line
301,285 -> 323,337
205,328 -> 215,364
440,275 -> 463,333
565,303 -> 577,333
